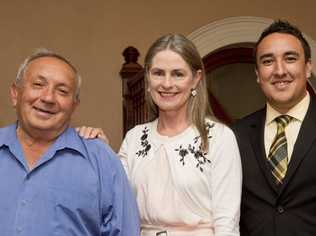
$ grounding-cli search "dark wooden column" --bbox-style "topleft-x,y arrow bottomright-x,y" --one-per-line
120,46 -> 144,135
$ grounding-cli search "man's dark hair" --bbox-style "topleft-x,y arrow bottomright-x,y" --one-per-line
254,20 -> 311,63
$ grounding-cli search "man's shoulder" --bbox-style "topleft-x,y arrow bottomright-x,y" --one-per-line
233,108 -> 265,128
0,124 -> 16,145
231,108 -> 266,140
0,123 -> 15,133
81,137 -> 117,160
64,127 -> 113,154
61,127 -> 118,165
76,138 -> 126,183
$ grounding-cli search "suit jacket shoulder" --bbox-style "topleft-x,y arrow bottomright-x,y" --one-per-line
231,108 -> 266,138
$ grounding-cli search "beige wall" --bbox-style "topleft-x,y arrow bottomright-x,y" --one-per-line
1,0 -> 316,150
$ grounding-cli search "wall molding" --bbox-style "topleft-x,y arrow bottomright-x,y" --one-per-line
188,16 -> 316,74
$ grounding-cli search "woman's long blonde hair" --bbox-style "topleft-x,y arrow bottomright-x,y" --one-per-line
144,34 -> 214,152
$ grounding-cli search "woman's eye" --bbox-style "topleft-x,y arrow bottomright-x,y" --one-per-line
172,71 -> 184,80
153,71 -> 163,76
150,70 -> 164,79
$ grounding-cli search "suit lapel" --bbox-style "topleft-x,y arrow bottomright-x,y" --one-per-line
280,95 -> 316,193
249,108 -> 279,193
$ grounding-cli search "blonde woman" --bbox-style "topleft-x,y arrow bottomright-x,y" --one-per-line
79,34 -> 242,236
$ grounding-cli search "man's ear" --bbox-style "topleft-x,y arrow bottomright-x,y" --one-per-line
10,82 -> 19,107
305,59 -> 313,79
71,97 -> 80,114
255,69 -> 260,83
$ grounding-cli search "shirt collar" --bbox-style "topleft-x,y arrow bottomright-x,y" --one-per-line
51,127 -> 88,158
0,124 -> 88,159
266,92 -> 310,126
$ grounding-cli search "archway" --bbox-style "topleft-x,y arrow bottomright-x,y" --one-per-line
188,16 -> 316,123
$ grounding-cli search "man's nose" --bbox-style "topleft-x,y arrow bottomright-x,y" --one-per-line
274,60 -> 286,77
40,87 -> 56,103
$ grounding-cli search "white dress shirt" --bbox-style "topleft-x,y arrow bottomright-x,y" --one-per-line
264,92 -> 310,162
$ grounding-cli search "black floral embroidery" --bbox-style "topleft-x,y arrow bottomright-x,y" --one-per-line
175,122 -> 215,172
175,145 -> 189,165
136,127 -> 151,158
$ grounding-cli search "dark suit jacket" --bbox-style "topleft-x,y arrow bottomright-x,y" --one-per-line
232,95 -> 316,236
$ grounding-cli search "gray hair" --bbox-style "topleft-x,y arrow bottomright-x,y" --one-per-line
16,48 -> 82,101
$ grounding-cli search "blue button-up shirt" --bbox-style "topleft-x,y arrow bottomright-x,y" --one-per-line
0,124 -> 140,236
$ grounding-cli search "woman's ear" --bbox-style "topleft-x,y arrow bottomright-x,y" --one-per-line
193,69 -> 202,88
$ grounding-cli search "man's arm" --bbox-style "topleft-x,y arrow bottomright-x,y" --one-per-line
97,142 -> 140,236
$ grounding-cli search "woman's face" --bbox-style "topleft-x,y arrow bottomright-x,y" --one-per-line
148,49 -> 201,115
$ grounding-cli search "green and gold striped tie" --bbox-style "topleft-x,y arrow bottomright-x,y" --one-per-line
267,115 -> 292,185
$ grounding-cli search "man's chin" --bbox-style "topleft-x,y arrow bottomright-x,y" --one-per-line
29,123 -> 68,134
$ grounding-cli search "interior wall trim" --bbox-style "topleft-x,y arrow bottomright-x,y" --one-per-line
188,16 -> 316,74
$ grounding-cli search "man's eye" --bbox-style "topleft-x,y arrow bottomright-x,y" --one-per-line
58,89 -> 69,95
261,59 -> 273,66
33,82 -> 44,87
285,56 -> 297,63
175,72 -> 184,77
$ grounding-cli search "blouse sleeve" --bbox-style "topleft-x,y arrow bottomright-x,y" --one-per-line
211,126 -> 242,236
118,132 -> 131,178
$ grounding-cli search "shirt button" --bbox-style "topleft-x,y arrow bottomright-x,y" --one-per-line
21,200 -> 27,206
17,227 -> 23,233
277,206 -> 285,213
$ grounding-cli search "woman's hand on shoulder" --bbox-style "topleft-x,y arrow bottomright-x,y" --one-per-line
75,126 -> 109,144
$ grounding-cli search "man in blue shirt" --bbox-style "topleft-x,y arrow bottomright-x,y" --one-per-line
0,49 -> 140,236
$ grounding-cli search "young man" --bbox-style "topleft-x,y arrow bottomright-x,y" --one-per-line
233,20 -> 316,236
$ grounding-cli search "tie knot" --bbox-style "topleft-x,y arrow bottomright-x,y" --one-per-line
275,115 -> 292,128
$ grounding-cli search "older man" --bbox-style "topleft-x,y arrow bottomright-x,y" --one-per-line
233,20 -> 316,236
0,49 -> 140,236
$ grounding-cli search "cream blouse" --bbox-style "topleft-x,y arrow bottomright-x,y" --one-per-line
119,119 -> 242,236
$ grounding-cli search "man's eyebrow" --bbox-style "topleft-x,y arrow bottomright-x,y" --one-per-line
284,51 -> 300,57
37,75 -> 47,80
258,53 -> 273,61
258,51 -> 300,61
